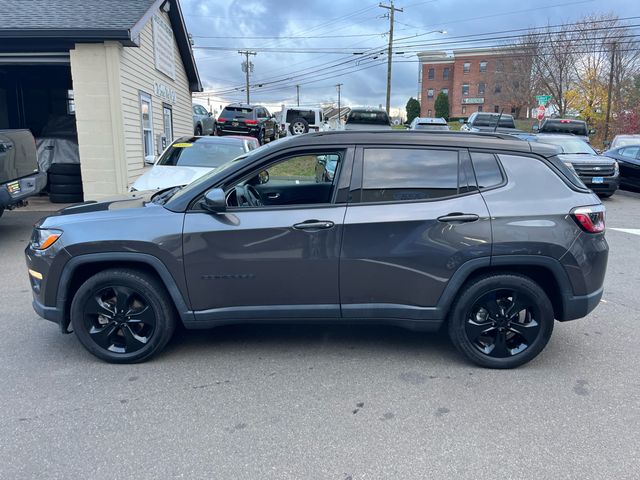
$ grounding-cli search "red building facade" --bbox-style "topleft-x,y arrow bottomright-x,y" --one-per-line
418,48 -> 524,119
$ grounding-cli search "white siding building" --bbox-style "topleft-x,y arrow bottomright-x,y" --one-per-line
0,0 -> 202,200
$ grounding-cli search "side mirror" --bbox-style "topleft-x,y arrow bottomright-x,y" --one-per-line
208,111 -> 213,117
532,124 -> 539,132
588,129 -> 596,135
203,188 -> 226,213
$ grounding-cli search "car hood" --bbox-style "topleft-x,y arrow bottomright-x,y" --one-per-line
130,165 -> 213,191
558,153 -> 614,164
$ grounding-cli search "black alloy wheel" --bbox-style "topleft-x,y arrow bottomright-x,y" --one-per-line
257,128 -> 265,145
83,285 -> 156,354
464,289 -> 541,358
71,269 -> 176,363
448,274 -> 554,369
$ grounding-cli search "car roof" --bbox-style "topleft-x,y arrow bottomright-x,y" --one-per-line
272,130 -> 558,156
223,103 -> 260,109
542,118 -> 586,124
174,136 -> 250,144
349,107 -> 388,113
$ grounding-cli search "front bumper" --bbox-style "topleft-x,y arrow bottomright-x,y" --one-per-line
580,175 -> 620,195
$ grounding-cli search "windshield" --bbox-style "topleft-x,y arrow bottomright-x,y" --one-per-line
536,136 -> 597,154
157,138 -> 249,168
347,111 -> 390,125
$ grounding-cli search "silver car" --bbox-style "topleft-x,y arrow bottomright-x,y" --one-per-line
192,104 -> 215,136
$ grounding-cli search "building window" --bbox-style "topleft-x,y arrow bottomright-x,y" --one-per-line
162,104 -> 173,145
463,62 -> 470,74
67,90 -> 75,115
441,88 -> 448,96
139,92 -> 154,163
478,83 -> 485,95
494,84 -> 502,94
496,59 -> 504,72
428,68 -> 434,80
480,61 -> 487,73
427,88 -> 434,98
443,67 -> 450,80
478,106 -> 483,112
462,84 -> 469,96
494,105 -> 500,113
428,109 -> 432,116
462,106 -> 467,115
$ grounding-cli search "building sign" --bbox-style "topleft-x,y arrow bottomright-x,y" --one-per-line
153,15 -> 175,80
462,97 -> 484,104
154,81 -> 177,104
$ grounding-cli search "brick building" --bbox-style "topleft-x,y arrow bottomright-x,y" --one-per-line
417,48 -> 528,119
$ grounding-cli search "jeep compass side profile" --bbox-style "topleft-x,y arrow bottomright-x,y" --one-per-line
25,131 -> 608,368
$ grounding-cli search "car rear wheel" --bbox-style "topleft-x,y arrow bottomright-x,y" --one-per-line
290,118 -> 309,135
195,125 -> 202,136
71,269 -> 176,363
257,128 -> 265,145
448,274 -> 554,369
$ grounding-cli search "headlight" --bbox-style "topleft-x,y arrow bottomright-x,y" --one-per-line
30,228 -> 63,250
613,161 -> 619,174
563,161 -> 575,171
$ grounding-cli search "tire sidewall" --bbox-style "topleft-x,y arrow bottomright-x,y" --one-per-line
290,118 -> 309,135
71,270 -> 175,363
448,274 -> 554,369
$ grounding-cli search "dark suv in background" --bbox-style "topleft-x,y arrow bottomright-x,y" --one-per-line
216,103 -> 278,145
26,131 -> 608,368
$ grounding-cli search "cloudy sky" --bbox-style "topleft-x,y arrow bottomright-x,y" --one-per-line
181,0 -> 637,112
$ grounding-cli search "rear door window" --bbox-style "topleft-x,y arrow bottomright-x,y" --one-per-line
357,148 -> 461,202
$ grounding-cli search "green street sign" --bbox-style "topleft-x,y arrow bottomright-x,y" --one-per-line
535,95 -> 552,106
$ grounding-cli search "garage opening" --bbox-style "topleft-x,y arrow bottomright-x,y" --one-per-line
0,63 -> 82,203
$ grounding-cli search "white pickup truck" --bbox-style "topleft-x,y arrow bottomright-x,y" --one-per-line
0,129 -> 47,218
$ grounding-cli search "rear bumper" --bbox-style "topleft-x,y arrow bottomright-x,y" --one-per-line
559,285 -> 604,321
0,172 -> 47,209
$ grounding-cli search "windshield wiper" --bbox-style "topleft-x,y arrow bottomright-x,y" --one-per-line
151,185 -> 183,205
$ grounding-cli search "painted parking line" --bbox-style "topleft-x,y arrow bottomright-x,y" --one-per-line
610,228 -> 640,236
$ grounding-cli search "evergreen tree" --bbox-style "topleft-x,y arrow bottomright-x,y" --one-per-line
435,92 -> 449,120
405,97 -> 421,124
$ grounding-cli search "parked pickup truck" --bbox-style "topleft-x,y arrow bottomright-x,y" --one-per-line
0,129 -> 47,218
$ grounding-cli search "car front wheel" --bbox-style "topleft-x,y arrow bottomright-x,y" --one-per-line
448,274 -> 554,369
70,269 -> 176,363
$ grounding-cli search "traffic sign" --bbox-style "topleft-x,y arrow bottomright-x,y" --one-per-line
535,95 -> 552,106
536,105 -> 546,121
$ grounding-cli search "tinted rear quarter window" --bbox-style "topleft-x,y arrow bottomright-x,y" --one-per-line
361,148 -> 459,202
470,152 -> 504,188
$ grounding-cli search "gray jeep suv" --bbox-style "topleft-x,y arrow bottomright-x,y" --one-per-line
25,131 -> 608,368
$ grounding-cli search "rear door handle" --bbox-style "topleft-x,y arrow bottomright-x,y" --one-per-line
266,192 -> 280,199
437,213 -> 480,223
293,220 -> 335,230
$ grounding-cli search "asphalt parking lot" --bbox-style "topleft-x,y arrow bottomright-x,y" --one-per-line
1,192 -> 639,480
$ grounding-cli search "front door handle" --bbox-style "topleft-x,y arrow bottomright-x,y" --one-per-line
293,220 -> 335,230
266,192 -> 280,199
437,213 -> 479,223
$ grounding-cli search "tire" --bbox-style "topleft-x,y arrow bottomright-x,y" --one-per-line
49,183 -> 83,195
195,125 -> 202,136
48,173 -> 82,185
49,192 -> 84,203
270,127 -> 278,141
48,163 -> 81,175
257,128 -> 265,145
448,273 -> 554,369
70,269 -> 176,364
289,118 -> 309,135
598,193 -> 613,199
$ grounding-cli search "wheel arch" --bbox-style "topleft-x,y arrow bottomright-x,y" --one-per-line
437,256 -> 575,322
57,253 -> 193,332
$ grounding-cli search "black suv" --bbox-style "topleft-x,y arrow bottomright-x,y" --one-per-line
216,103 -> 278,144
26,131 -> 608,368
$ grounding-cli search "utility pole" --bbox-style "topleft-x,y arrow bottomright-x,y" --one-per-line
380,1 -> 402,114
238,50 -> 256,104
296,85 -> 300,106
604,41 -> 617,144
336,83 -> 343,125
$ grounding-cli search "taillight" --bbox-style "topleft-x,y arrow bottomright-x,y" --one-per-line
560,119 -> 571,123
244,119 -> 258,125
571,206 -> 605,233
217,117 -> 227,122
